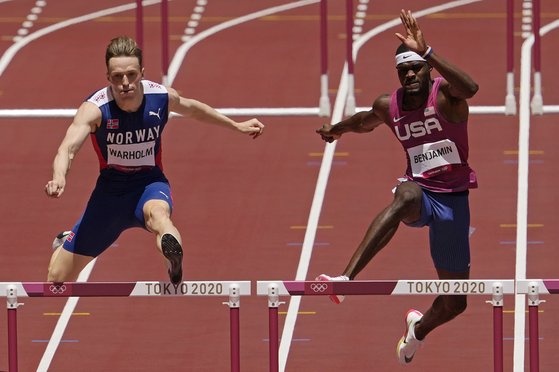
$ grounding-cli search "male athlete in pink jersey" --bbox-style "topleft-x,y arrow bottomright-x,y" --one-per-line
316,10 -> 478,364
45,36 -> 264,285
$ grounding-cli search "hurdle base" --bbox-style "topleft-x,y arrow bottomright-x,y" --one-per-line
344,95 -> 356,117
319,96 -> 331,117
531,94 -> 544,115
505,94 -> 517,115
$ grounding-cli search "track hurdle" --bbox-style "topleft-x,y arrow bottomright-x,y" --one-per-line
257,279 -> 514,372
529,0 -> 543,114
516,280 -> 559,372
318,0 -> 357,118
135,0 -> 170,84
1,281 -> 250,372
505,0 -> 517,115
344,0 -> 356,116
318,0 -> 330,117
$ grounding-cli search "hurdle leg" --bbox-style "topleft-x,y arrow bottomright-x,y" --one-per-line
530,0 -> 543,114
135,0 -> 144,50
527,282 -> 544,372
344,0 -> 356,116
486,282 -> 504,372
505,0 -> 516,115
493,304 -> 503,372
528,305 -> 539,372
223,284 -> 241,372
6,285 -> 21,372
267,283 -> 283,372
160,0 -> 169,85
318,0 -> 331,117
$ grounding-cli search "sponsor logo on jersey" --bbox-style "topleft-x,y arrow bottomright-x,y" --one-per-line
149,108 -> 161,120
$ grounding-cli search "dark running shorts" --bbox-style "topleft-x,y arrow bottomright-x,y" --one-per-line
62,167 -> 173,257
405,188 -> 470,273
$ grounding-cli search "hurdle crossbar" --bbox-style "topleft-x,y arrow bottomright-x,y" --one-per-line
0,105 -> 522,119
516,280 -> 559,372
257,279 -> 514,372
2,281 -> 250,372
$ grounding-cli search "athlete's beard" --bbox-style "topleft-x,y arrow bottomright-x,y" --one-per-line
406,80 -> 429,97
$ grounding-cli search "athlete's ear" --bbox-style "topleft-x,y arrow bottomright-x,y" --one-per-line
141,67 -> 145,78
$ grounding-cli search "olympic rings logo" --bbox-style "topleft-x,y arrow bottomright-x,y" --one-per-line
49,284 -> 67,294
310,283 -> 328,293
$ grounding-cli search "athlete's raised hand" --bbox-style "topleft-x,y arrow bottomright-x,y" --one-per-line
395,9 -> 428,55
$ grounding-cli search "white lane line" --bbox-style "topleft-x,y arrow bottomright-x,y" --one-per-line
0,2 -> 164,370
0,0 -> 162,78
37,259 -> 97,372
278,63 -> 348,372
279,1 -> 482,371
10,2 -> 318,371
183,1 -> 205,40
514,17 -> 559,372
167,0 -> 319,86
14,0 -> 48,41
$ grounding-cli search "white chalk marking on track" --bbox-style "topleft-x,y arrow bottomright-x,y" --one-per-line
0,0 -> 162,78
0,2 -> 164,370
513,17 -> 559,372
37,259 -> 97,372
167,0 -> 319,86
0,1 -> 319,370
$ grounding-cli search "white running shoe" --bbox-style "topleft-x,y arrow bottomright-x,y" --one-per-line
51,231 -> 71,250
315,274 -> 349,304
396,309 -> 424,364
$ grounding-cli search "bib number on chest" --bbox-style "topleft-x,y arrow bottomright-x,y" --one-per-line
407,139 -> 461,178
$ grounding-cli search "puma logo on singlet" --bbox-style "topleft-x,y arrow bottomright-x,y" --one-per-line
149,108 -> 161,120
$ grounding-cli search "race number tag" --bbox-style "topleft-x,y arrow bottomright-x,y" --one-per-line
407,139 -> 461,178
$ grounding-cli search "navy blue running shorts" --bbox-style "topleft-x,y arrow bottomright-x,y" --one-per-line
405,188 -> 470,273
62,167 -> 172,257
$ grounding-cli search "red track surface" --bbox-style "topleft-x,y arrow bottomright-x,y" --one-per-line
1,1 -> 558,371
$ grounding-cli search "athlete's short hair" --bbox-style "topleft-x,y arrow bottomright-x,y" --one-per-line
105,36 -> 143,69
395,43 -> 411,55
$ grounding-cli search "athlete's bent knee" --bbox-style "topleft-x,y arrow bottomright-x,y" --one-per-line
47,266 -> 70,282
144,202 -> 172,231
392,185 -> 422,218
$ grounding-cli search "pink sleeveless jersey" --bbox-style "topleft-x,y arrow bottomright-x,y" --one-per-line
387,77 -> 477,192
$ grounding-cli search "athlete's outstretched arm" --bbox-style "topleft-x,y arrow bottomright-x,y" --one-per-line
45,102 -> 100,198
316,95 -> 389,143
395,9 -> 478,100
167,87 -> 264,139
